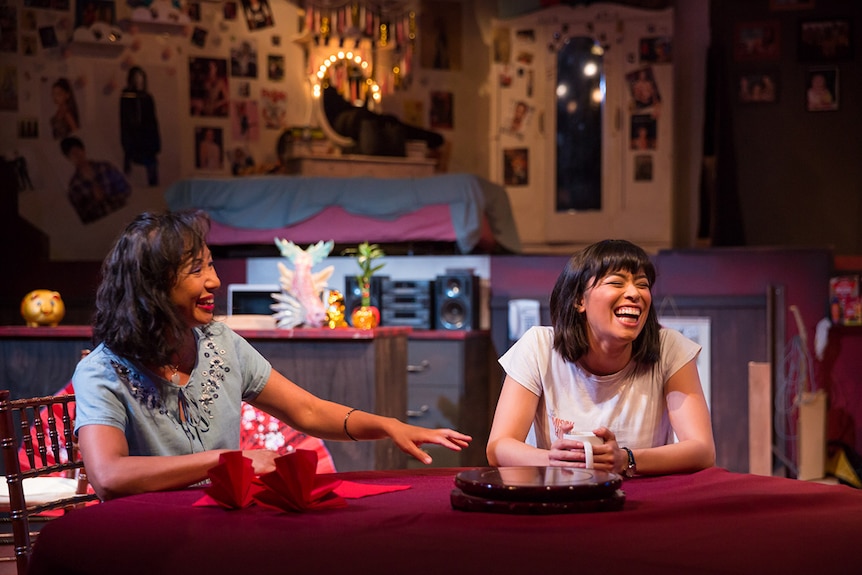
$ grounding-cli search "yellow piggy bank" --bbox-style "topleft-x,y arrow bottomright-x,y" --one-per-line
20,290 -> 66,327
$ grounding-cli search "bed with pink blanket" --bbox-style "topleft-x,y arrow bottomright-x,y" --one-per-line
164,173 -> 521,254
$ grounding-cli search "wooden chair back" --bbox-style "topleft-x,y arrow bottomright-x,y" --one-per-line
0,389 -> 99,575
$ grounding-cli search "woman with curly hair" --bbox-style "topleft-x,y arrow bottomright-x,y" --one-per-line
74,210 -> 470,500
486,239 -> 714,477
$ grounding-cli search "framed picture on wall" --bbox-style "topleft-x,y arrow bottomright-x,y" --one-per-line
798,19 -> 852,62
806,67 -> 838,112
737,71 -> 779,104
734,21 -> 781,61
503,148 -> 528,186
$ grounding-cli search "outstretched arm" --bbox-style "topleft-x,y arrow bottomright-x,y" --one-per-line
251,369 -> 471,465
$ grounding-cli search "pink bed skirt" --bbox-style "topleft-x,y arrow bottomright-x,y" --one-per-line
206,204 -> 458,246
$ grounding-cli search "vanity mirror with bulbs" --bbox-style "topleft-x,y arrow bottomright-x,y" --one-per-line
490,3 -> 674,253
285,1 -> 440,176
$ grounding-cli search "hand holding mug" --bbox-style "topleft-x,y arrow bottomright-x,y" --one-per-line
563,431 -> 605,468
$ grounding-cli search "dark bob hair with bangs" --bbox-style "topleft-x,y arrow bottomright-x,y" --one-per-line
92,210 -> 211,368
549,239 -> 661,365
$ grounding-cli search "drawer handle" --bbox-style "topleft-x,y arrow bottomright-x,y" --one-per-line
407,404 -> 430,418
407,360 -> 430,373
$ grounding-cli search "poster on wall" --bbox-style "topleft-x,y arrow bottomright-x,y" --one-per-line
429,91 -> 452,129
267,54 -> 284,81
737,72 -> 779,104
230,38 -> 258,78
189,57 -> 229,117
60,136 -> 132,225
630,114 -> 656,150
419,0 -> 461,70
75,0 -> 115,28
798,19 -> 852,62
0,64 -> 17,110
634,154 -> 653,182
639,37 -> 672,63
806,67 -> 838,112
241,0 -> 274,31
195,126 -> 224,170
261,88 -> 287,130
231,100 -> 260,141
502,99 -> 532,138
503,148 -> 528,186
120,66 -> 163,187
627,67 -> 661,111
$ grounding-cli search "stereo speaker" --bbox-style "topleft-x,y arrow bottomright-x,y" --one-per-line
344,275 -> 389,320
434,273 -> 479,331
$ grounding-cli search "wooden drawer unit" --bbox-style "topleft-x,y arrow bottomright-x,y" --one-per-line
406,331 -> 495,468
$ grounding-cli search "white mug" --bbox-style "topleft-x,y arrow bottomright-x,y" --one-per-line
563,432 -> 605,469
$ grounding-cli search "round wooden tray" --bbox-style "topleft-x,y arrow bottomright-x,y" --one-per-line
454,467 -> 623,503
450,487 -> 626,514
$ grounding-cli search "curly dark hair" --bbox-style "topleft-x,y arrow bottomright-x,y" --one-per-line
92,210 -> 211,367
549,239 -> 661,366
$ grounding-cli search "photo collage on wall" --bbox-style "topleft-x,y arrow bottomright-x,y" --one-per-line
492,16 -> 673,187
734,5 -> 850,113
2,0 -> 312,262
183,0 -> 284,175
494,24 -> 535,187
627,35 -> 672,183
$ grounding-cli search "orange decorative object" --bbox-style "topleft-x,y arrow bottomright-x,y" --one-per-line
20,290 -> 66,327
350,305 -> 380,330
325,289 -> 348,328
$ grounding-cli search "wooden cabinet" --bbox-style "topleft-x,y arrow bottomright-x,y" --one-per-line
406,331 -> 499,468
490,3 -> 674,252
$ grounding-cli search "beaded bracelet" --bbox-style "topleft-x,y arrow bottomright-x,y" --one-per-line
343,407 -> 360,441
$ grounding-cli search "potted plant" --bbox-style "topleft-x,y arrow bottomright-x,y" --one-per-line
347,242 -> 385,329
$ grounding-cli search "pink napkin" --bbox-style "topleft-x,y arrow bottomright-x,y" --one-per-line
193,450 -> 263,509
334,481 -> 412,499
193,449 -> 412,512
253,449 -> 347,512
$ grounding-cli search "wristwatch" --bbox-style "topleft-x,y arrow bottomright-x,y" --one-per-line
621,447 -> 637,478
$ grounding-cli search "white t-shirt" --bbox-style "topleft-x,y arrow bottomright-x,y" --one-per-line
498,326 -> 700,450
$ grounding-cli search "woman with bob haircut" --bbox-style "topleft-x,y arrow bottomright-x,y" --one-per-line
487,239 -> 714,477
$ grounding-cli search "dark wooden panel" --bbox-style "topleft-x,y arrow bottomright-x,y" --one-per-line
0,337 -> 91,398
656,294 -> 771,473
249,337 -> 408,472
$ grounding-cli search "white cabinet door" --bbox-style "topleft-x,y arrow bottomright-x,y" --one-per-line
491,4 -> 674,252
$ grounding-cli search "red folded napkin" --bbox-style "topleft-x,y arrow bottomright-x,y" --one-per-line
193,449 -> 412,512
253,449 -> 347,512
194,450 -> 263,509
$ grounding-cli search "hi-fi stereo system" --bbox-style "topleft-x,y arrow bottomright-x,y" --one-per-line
343,270 -> 480,331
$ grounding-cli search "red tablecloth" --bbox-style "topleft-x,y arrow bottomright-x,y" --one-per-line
28,467 -> 862,575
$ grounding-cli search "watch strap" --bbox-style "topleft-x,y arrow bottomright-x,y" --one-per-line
621,446 -> 636,478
